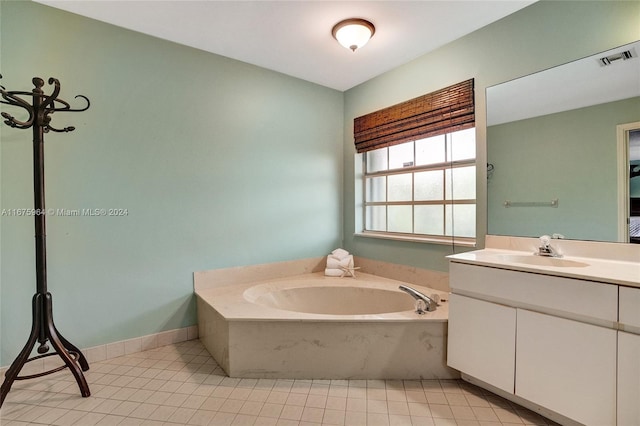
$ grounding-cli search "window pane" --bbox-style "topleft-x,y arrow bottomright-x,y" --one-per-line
415,205 -> 444,235
414,170 -> 444,201
388,205 -> 412,233
366,148 -> 388,173
445,204 -> 476,237
447,128 -> 475,162
416,135 -> 445,166
366,176 -> 386,202
388,173 -> 412,202
388,141 -> 414,169
445,166 -> 476,200
366,206 -> 386,231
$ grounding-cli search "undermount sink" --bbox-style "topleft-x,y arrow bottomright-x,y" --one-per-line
498,254 -> 590,268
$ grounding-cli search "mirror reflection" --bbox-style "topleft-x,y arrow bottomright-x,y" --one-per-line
487,41 -> 640,242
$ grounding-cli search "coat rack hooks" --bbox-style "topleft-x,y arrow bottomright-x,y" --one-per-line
0,74 -> 91,407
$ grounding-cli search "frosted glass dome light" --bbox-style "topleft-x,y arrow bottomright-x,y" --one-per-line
332,19 -> 375,52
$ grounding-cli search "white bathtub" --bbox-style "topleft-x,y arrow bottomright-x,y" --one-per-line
195,270 -> 458,379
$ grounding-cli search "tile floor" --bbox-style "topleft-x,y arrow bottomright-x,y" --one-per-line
0,340 -> 558,426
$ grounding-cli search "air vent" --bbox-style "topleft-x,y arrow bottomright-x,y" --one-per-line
599,50 -> 634,66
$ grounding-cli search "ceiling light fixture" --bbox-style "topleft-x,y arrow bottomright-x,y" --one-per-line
331,18 -> 375,52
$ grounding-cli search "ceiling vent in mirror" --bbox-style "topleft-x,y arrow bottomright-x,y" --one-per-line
598,50 -> 635,66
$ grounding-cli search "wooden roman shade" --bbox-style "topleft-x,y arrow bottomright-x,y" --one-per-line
354,79 -> 475,153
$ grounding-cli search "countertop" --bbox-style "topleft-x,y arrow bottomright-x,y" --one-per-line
448,248 -> 640,288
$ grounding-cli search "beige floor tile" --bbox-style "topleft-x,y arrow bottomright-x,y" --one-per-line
284,392 -> 307,406
429,403 -> 454,419
240,400 -> 265,416
367,399 -> 388,414
451,405 -> 477,420
232,413 -> 258,425
322,408 -> 346,425
95,414 -> 127,425
407,401 -> 431,417
74,412 -> 107,425
345,410 -> 367,425
279,404 -> 304,421
167,406 -> 197,423
111,400 -> 141,417
187,409 -> 217,425
493,407 -> 525,424
0,341 -> 560,426
367,388 -> 388,401
325,396 -> 347,411
51,409 -> 87,425
388,413 -> 412,426
300,406 -> 324,423
219,398 -> 245,414
446,393 -> 470,406
259,402 -> 284,418
346,397 -> 367,412
305,393 -> 327,408
386,400 -> 410,416
366,411 -> 390,426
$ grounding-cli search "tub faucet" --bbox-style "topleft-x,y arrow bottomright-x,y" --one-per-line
537,235 -> 562,257
399,285 -> 437,314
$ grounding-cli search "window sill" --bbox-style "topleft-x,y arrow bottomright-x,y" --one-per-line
354,231 -> 477,247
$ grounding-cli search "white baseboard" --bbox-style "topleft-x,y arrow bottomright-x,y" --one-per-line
0,325 -> 198,377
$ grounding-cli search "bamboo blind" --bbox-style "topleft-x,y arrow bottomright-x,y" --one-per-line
354,79 -> 475,153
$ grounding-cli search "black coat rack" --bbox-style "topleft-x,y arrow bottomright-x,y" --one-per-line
0,76 -> 91,407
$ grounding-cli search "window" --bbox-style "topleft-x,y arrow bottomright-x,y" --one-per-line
362,128 -> 476,244
354,79 -> 476,245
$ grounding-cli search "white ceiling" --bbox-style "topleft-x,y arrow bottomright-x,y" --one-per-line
34,0 -> 535,91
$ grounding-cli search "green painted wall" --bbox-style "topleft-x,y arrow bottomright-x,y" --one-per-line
488,97 -> 640,241
0,1 -> 343,364
343,0 -> 640,271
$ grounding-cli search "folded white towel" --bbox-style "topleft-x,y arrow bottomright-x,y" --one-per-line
326,255 -> 342,269
331,248 -> 350,260
338,255 -> 353,269
324,268 -> 344,277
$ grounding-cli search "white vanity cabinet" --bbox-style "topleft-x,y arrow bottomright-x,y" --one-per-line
618,286 -> 640,426
448,260 -> 622,425
516,309 -> 617,426
447,293 -> 515,393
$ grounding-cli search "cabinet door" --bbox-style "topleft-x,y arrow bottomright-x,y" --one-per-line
619,331 -> 640,426
447,293 -> 516,393
516,309 -> 617,426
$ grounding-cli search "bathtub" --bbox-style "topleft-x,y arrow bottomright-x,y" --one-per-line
195,269 -> 458,380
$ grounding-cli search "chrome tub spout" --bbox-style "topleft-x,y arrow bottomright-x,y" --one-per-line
399,285 -> 438,314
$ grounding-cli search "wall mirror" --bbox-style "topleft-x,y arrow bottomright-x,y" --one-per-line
486,40 -> 640,243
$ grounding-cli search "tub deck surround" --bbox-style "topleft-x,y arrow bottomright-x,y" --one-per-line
194,258 -> 456,380
197,272 -> 449,322
448,235 -> 640,287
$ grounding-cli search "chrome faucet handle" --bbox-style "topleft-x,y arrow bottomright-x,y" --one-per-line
537,234 -> 562,257
539,235 -> 551,248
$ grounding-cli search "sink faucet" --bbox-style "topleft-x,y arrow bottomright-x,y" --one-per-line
537,235 -> 562,257
399,285 -> 438,314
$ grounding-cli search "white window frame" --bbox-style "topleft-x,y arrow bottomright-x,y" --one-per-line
359,130 -> 477,246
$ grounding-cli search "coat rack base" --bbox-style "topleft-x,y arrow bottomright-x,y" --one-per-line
0,292 -> 91,408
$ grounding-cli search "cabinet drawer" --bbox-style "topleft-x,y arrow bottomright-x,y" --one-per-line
449,262 -> 617,322
620,286 -> 640,329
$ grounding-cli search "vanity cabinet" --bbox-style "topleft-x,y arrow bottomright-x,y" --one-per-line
448,261 -> 622,425
516,309 -> 617,426
618,286 -> 640,426
447,293 -> 515,393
